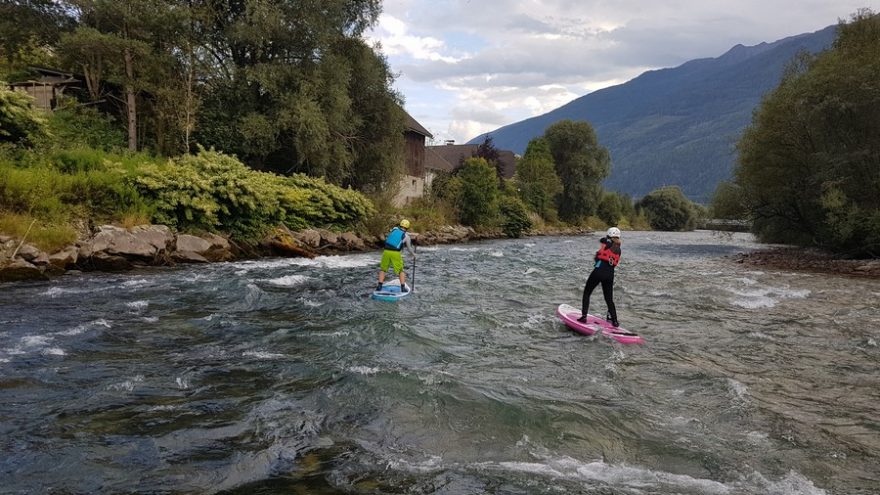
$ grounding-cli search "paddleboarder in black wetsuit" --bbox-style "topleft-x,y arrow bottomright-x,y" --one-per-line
578,227 -> 621,327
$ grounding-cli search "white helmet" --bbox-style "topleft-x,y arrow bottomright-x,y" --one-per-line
606,227 -> 621,238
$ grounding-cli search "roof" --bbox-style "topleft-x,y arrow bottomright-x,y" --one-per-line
425,144 -> 518,179
403,110 -> 432,138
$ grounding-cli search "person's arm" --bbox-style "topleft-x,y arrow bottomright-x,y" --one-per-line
404,234 -> 415,257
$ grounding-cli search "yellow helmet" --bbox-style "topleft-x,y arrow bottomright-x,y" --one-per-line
399,219 -> 411,229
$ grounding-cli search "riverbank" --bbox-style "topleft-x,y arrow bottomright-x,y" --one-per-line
0,223 -> 591,283
731,247 -> 880,277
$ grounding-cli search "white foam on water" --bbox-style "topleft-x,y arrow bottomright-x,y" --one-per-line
524,243 -> 536,247
729,284 -> 810,309
176,376 -> 189,389
867,338 -> 877,347
733,470 -> 827,495
142,316 -> 159,323
748,331 -> 776,341
126,300 -> 149,310
108,374 -> 144,392
747,431 -> 770,443
523,267 -> 539,275
121,278 -> 151,288
727,378 -> 749,401
21,335 -> 53,347
448,247 -> 479,252
242,350 -> 286,359
265,274 -> 310,287
349,366 -> 380,375
0,358 -> 9,363
488,250 -> 504,257
300,298 -> 322,307
42,348 -> 66,356
57,319 -> 111,336
476,456 -> 730,495
290,254 -> 376,269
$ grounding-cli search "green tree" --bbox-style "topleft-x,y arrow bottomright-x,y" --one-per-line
709,181 -> 748,220
499,196 -> 532,238
637,186 -> 698,231
515,137 -> 562,220
457,157 -> 499,227
734,9 -> 880,255
0,85 -> 46,146
597,191 -> 635,226
543,119 -> 611,222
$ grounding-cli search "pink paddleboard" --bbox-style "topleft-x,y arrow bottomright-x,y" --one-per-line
556,304 -> 645,345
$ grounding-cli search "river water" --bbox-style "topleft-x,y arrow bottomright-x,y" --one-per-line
1,231 -> 877,494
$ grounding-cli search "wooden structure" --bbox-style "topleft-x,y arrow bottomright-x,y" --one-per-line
8,67 -> 83,110
394,111 -> 434,206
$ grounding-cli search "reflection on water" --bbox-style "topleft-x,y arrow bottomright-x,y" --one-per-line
1,231 -> 878,494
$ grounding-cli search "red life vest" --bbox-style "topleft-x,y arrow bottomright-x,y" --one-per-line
595,244 -> 620,267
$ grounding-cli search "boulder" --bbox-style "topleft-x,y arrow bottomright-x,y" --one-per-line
90,251 -> 134,271
201,233 -> 235,262
176,234 -> 212,253
130,225 -> 174,253
49,246 -> 79,270
295,229 -> 322,249
79,225 -> 164,266
14,243 -> 43,263
338,232 -> 366,251
318,229 -> 338,247
172,250 -> 210,263
0,259 -> 47,282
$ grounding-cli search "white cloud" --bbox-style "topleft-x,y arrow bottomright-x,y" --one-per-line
370,0 -> 877,144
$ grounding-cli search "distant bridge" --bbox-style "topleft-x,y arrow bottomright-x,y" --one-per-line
699,219 -> 752,232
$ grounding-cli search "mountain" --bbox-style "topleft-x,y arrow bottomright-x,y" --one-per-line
467,26 -> 838,203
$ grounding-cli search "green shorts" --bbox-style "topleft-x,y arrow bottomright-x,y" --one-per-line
380,249 -> 404,274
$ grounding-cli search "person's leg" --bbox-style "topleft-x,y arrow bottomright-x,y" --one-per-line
579,271 -> 601,322
392,251 -> 407,291
378,251 -> 390,289
600,276 -> 618,326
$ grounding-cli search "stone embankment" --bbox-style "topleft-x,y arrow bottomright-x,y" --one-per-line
2,223 -> 589,283
731,247 -> 880,277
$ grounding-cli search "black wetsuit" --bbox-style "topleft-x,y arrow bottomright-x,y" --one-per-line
581,237 -> 620,325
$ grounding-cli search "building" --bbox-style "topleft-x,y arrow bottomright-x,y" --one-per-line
394,111 -> 433,206
424,143 -> 518,190
8,67 -> 83,110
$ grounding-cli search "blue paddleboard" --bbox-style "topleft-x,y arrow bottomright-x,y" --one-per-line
371,280 -> 412,301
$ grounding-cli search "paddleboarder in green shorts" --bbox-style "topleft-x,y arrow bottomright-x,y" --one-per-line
377,219 -> 415,292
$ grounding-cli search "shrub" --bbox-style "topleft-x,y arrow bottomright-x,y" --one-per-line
0,85 -> 46,147
499,196 -> 533,238
636,186 -> 699,231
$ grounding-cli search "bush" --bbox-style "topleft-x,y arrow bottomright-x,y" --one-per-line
636,186 -> 699,231
0,85 -> 46,147
457,157 -> 499,227
499,196 -> 533,238
133,148 -> 375,240
41,98 -> 125,151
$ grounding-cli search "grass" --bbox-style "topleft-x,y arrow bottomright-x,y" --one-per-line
0,213 -> 77,253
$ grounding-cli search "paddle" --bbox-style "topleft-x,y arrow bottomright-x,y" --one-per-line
410,246 -> 416,292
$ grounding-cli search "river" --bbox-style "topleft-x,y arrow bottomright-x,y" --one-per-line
1,231 -> 877,494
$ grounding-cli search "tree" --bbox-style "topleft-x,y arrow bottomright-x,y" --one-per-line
457,157 -> 499,227
733,9 -> 880,256
709,181 -> 748,220
515,137 -> 562,221
499,196 -> 532,238
0,86 -> 46,147
543,120 -> 611,222
637,186 -> 698,231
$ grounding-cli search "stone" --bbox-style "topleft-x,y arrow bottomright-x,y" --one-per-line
14,243 -> 43,262
172,250 -> 210,263
0,259 -> 47,282
90,252 -> 134,271
339,232 -> 366,251
49,246 -> 79,270
295,229 -> 322,248
130,225 -> 174,253
176,234 -> 212,253
318,229 -> 338,247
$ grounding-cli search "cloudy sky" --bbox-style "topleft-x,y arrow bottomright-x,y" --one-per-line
366,0 -> 875,144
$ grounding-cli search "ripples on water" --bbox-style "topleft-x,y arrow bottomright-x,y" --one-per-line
1,231 -> 878,494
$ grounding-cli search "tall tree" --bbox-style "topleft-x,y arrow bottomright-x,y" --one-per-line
457,157 -> 499,227
515,137 -> 562,220
734,9 -> 880,255
543,119 -> 611,222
